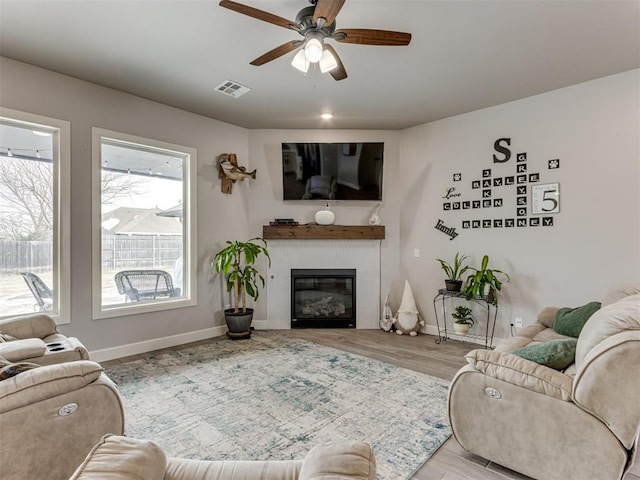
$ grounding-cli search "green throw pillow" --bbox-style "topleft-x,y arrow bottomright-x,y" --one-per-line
553,301 -> 601,338
512,339 -> 578,370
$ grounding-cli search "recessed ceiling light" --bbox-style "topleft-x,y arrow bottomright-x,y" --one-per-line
321,113 -> 333,120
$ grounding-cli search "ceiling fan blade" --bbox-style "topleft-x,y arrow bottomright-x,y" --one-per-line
334,28 -> 412,46
219,0 -> 300,30
313,0 -> 346,26
325,44 -> 347,81
250,40 -> 303,66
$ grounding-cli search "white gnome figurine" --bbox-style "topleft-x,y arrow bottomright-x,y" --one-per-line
380,294 -> 394,332
393,280 -> 424,336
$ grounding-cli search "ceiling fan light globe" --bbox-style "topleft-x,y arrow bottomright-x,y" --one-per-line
304,38 -> 323,63
291,50 -> 310,73
319,49 -> 338,73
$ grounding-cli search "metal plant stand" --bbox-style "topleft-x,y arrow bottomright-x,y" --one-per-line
433,289 -> 498,349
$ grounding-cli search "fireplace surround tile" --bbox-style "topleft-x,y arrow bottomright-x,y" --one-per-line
267,240 -> 381,329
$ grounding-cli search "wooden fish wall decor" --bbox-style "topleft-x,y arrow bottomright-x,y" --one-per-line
217,153 -> 257,194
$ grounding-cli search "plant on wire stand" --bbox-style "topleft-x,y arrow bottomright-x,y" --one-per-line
436,252 -> 470,292
211,237 -> 270,339
451,305 -> 474,335
462,254 -> 510,306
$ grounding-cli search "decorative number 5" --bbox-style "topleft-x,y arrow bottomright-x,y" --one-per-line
542,189 -> 558,212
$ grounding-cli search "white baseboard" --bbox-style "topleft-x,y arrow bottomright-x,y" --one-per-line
252,319 -> 268,330
423,325 -> 505,348
90,326 -> 227,362
89,321 -> 502,363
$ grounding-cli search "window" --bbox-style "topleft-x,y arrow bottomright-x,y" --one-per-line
92,128 -> 196,318
0,108 -> 71,323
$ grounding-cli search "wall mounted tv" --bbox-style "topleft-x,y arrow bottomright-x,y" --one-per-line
282,142 -> 384,201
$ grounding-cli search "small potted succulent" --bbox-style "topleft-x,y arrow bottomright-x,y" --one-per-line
436,252 -> 470,292
451,305 -> 474,335
210,237 -> 270,339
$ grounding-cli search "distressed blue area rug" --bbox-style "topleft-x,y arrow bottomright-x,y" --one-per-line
105,333 -> 450,479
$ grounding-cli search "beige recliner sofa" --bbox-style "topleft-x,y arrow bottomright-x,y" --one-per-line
0,313 -> 89,365
68,434 -> 376,480
0,359 -> 125,480
448,285 -> 640,480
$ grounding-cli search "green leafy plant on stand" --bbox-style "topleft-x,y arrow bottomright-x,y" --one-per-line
436,252 -> 470,291
451,305 -> 475,325
462,254 -> 510,306
451,305 -> 474,335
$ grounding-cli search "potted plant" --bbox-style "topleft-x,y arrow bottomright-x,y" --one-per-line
462,254 -> 510,306
436,252 -> 470,292
210,237 -> 270,339
451,305 -> 474,335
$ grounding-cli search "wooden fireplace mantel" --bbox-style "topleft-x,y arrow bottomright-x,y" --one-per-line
262,225 -> 385,240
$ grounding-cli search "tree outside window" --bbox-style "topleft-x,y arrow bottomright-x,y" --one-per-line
92,129 -> 196,318
0,113 -> 70,321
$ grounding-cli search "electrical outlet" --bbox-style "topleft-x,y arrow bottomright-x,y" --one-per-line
514,317 -> 523,328
225,304 -> 231,310
414,248 -> 420,258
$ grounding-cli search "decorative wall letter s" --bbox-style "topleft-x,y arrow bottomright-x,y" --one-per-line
493,137 -> 511,163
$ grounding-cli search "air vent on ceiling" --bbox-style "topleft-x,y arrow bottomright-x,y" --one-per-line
215,80 -> 251,98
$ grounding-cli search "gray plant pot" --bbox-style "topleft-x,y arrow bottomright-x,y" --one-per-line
224,308 -> 253,339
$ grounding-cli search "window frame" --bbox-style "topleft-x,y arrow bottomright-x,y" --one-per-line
0,107 -> 71,324
91,127 -> 197,319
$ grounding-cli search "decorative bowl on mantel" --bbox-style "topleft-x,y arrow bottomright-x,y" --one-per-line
315,209 -> 335,225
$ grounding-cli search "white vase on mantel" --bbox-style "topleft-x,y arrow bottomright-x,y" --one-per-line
315,204 -> 335,225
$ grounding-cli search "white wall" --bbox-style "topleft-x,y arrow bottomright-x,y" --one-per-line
2,55 -> 637,354
246,130 -> 401,323
0,57 -> 251,353
399,69 -> 640,339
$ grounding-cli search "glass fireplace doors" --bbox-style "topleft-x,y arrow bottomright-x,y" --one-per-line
291,268 -> 356,328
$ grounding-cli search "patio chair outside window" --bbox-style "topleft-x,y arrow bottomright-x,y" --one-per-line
114,270 -> 178,303
19,272 -> 54,311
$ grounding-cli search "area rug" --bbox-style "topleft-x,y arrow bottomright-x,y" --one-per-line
105,332 -> 451,479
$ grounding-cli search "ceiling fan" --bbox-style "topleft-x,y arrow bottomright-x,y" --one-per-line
219,0 -> 412,81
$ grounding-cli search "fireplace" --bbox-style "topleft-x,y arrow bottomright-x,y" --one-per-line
291,268 -> 356,328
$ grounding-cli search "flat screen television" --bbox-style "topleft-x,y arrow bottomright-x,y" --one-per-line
282,142 -> 384,201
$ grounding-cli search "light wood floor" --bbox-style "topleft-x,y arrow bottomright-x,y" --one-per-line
102,329 -> 639,480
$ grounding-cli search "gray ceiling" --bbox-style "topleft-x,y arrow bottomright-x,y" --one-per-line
1,0 -> 638,130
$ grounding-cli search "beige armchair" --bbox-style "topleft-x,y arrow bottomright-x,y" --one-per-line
448,287 -> 640,480
69,434 -> 376,480
0,359 -> 125,480
0,313 -> 89,365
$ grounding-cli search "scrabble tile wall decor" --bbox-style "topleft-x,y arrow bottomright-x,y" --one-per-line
440,137 -> 561,234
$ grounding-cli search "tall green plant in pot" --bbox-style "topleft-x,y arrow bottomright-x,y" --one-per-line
462,255 -> 510,306
211,237 -> 270,339
436,252 -> 470,292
